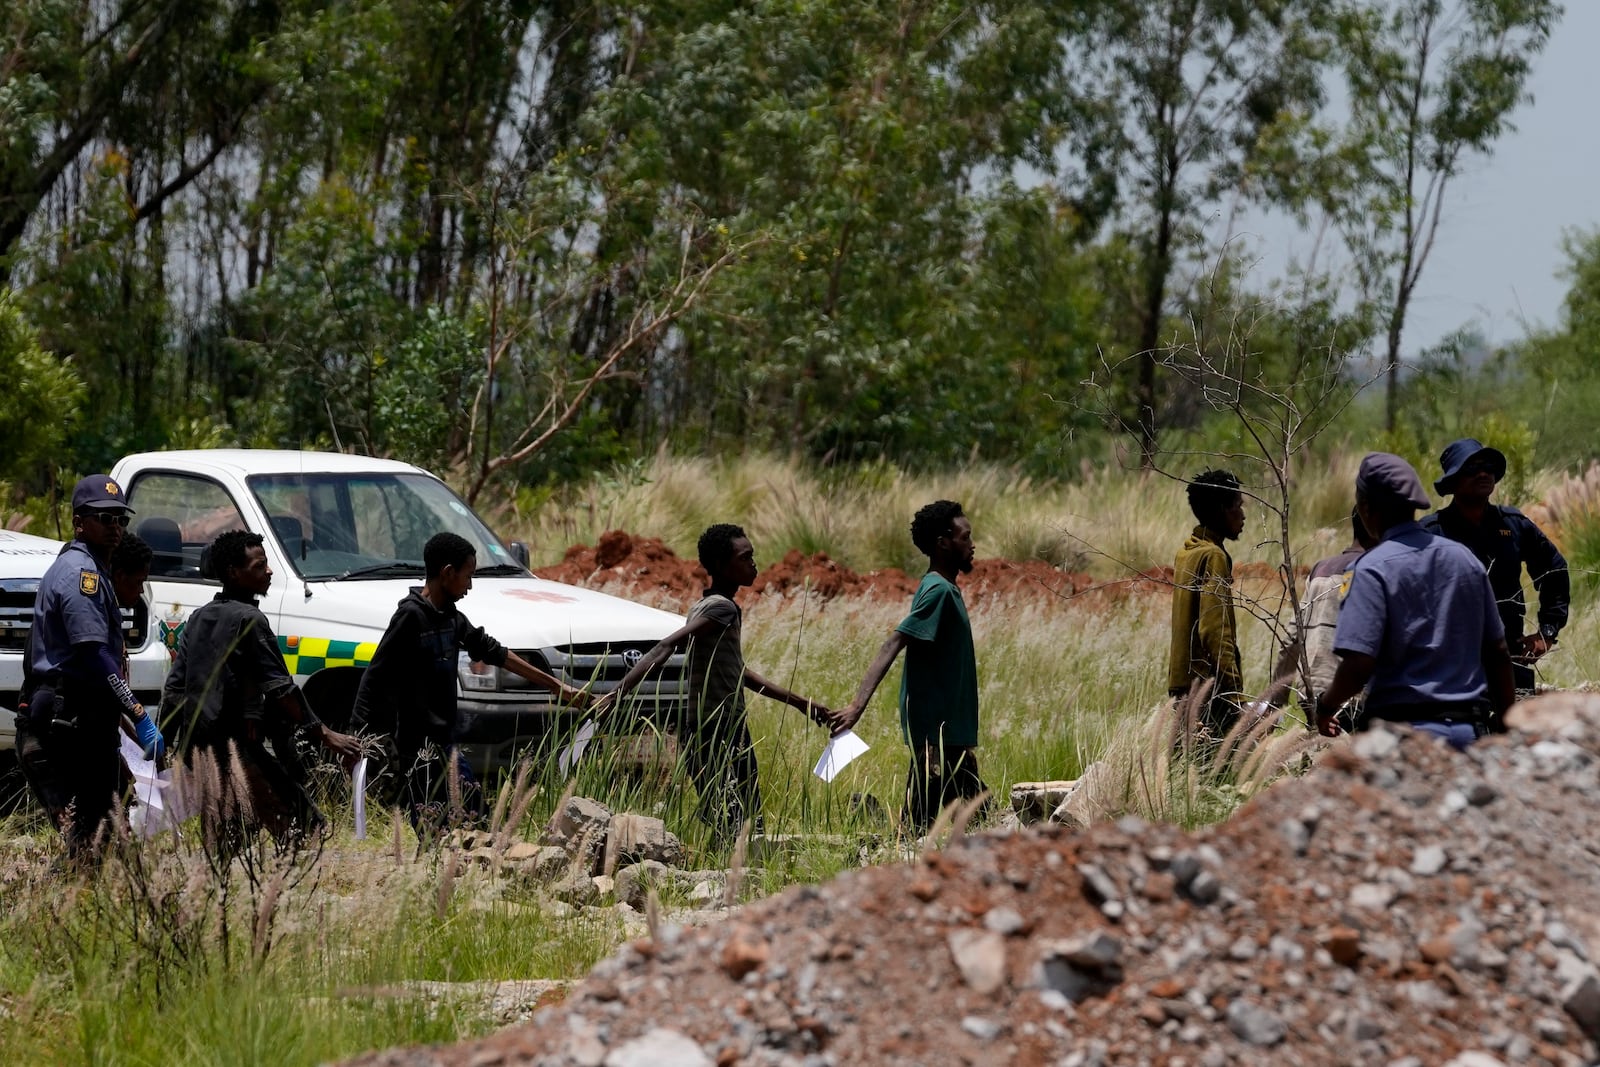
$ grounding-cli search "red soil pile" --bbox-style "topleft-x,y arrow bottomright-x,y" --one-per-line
534,532 -> 1111,612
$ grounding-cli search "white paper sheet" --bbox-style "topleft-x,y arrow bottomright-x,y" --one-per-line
352,757 -> 369,839
558,719 -> 598,779
120,733 -> 188,838
813,730 -> 870,783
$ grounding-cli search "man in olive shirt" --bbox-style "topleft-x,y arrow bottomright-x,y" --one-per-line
603,524 -> 833,834
835,500 -> 981,833
1168,469 -> 1247,740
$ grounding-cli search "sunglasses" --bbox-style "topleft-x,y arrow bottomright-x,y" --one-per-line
87,512 -> 131,528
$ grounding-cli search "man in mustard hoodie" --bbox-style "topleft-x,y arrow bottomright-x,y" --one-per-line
1168,469 -> 1247,740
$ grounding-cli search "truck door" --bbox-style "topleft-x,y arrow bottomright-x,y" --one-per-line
121,470 -> 291,662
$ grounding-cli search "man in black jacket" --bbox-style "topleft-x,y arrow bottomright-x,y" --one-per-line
1422,438 -> 1569,694
351,532 -> 589,837
163,530 -> 361,843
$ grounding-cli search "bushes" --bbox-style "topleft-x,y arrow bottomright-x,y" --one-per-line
1544,462 -> 1600,590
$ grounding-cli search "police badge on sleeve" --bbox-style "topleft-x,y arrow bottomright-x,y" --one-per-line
79,569 -> 100,595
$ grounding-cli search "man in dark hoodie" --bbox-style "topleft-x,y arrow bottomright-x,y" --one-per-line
163,529 -> 362,842
351,532 -> 589,836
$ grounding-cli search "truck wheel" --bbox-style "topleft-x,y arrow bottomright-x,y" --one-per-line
302,667 -> 364,733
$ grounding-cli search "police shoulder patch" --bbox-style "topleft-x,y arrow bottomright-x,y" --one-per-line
79,569 -> 100,595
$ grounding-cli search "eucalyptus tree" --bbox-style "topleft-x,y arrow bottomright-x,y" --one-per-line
1065,0 -> 1337,466
1331,0 -> 1560,432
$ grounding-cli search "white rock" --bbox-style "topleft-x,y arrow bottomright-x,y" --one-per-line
1225,1000 -> 1286,1046
604,1027 -> 713,1067
948,928 -> 1008,995
1410,845 -> 1447,876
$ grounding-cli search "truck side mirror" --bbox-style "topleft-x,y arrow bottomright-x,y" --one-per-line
507,541 -> 531,569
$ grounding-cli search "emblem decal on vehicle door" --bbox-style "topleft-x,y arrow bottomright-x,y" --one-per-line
159,605 -> 186,661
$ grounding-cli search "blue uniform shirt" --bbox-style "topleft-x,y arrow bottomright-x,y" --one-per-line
1332,521 -> 1504,708
29,540 -> 124,680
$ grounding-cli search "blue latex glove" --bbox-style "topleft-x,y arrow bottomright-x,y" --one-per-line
134,713 -> 164,760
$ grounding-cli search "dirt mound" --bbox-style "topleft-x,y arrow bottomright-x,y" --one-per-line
342,698 -> 1600,1067
537,532 -> 709,605
536,532 -> 1108,612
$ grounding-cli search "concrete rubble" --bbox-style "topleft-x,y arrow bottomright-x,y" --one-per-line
342,691 -> 1600,1066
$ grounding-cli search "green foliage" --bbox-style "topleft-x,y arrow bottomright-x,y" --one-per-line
0,292 -> 84,491
1330,0 -> 1559,429
0,0 -> 1575,488
373,308 -> 484,471
1517,229 -> 1600,470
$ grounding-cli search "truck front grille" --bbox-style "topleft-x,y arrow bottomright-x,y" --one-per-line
0,579 -> 38,653
0,579 -> 150,653
505,641 -> 687,703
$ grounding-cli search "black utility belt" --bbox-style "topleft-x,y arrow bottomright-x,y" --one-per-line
1367,701 -> 1489,725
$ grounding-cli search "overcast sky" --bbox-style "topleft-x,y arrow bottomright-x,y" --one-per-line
1231,3 -> 1598,358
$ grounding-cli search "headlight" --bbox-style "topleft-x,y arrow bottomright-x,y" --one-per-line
458,652 -> 501,692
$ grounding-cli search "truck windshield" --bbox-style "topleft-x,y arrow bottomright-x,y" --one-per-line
247,472 -> 525,581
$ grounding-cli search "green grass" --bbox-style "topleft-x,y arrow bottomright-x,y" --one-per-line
4,446 -> 1594,1065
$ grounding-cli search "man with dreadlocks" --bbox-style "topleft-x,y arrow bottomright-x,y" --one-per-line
162,529 -> 361,842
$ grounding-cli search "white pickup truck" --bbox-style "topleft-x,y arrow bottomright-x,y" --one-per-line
1,528 -> 170,802
105,450 -> 687,773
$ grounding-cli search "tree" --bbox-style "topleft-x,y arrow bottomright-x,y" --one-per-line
1515,228 -> 1600,467
1067,0 -> 1336,466
584,0 -> 1098,464
1332,0 -> 1559,433
1081,250 -> 1380,734
0,292 -> 85,491
0,0 -> 276,276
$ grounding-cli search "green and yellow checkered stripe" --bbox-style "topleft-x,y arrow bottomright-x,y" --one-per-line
277,635 -> 378,677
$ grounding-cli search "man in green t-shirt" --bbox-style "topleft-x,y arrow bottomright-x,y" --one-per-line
834,500 -> 982,833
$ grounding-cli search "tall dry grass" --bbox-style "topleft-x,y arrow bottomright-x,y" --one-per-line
501,449 -> 1364,579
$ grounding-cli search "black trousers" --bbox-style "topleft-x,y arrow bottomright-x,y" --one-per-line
387,741 -> 485,838
16,715 -> 124,860
1512,660 -> 1537,693
183,723 -> 324,843
905,742 -> 987,835
679,710 -> 762,835
1169,687 -> 1240,742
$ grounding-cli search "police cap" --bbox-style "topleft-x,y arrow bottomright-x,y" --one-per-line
71,474 -> 133,514
1355,452 -> 1430,510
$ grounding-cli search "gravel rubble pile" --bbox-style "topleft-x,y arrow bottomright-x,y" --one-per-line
341,693 -> 1600,1067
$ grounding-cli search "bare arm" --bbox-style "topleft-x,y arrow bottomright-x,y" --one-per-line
1314,652 -> 1377,737
591,616 -> 718,716
1482,638 -> 1515,725
503,650 -> 592,708
832,630 -> 912,733
744,668 -> 831,728
272,689 -> 362,761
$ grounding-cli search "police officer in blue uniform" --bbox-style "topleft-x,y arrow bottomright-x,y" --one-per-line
1422,438 -> 1568,692
16,475 -> 163,860
1315,453 -> 1516,750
